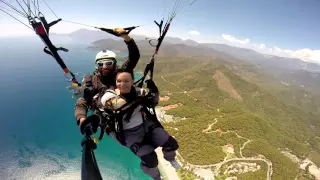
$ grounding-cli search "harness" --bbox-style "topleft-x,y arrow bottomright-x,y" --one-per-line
129,106 -> 162,154
93,87 -> 163,152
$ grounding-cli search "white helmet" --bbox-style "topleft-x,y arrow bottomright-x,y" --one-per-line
95,50 -> 117,62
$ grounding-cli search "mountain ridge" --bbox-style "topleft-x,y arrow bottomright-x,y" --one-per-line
54,28 -> 320,73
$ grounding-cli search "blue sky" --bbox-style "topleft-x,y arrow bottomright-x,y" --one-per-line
1,0 -> 319,62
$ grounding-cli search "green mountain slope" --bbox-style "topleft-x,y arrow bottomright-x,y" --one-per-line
139,56 -> 319,180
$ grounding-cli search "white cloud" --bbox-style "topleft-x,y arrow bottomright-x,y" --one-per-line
252,45 -> 320,63
222,34 -> 250,44
282,48 -> 320,62
188,30 -> 200,36
259,44 -> 266,49
219,34 -> 320,63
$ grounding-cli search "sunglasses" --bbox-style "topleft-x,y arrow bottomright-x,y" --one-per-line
96,60 -> 114,67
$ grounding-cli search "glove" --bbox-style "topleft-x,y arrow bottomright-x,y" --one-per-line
79,114 -> 100,135
113,28 -> 126,34
83,87 -> 95,103
114,28 -> 131,40
145,79 -> 158,93
141,94 -> 156,108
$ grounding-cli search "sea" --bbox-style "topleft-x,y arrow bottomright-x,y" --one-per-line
0,36 -> 150,180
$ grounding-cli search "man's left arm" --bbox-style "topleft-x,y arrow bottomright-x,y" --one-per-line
121,35 -> 140,70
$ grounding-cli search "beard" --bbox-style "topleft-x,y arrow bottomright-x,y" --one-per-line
100,69 -> 112,76
98,68 -> 117,78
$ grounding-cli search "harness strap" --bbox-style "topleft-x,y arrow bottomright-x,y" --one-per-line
122,103 -> 139,123
129,107 -> 163,154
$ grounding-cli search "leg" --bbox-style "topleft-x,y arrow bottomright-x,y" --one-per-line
161,135 -> 181,169
147,121 -> 179,162
146,120 -> 180,169
124,125 -> 162,180
161,135 -> 179,162
139,149 -> 161,180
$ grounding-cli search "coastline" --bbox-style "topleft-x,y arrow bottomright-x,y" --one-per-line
156,147 -> 180,180
155,107 -> 181,180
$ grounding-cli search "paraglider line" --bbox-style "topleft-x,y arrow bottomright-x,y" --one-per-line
42,0 -> 59,19
0,8 -> 32,30
30,0 -> 41,15
20,0 -> 30,13
190,0 -> 198,5
62,20 -> 97,28
22,0 -> 37,19
15,0 -> 29,17
0,0 -> 26,17
0,5 -> 27,18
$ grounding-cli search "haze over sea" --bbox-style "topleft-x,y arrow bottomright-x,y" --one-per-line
0,36 -> 150,180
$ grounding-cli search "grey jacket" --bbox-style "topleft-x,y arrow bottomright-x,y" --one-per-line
98,87 -> 159,130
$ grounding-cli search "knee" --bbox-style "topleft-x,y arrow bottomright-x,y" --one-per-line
140,151 -> 158,168
162,136 -> 179,152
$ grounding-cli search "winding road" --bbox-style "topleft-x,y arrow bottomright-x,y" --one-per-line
201,117 -> 272,180
159,76 -> 273,180
185,157 -> 272,180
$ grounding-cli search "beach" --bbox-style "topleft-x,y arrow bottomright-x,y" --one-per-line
155,107 -> 181,180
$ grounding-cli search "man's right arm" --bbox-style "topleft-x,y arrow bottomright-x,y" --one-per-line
74,74 -> 96,125
74,97 -> 88,125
